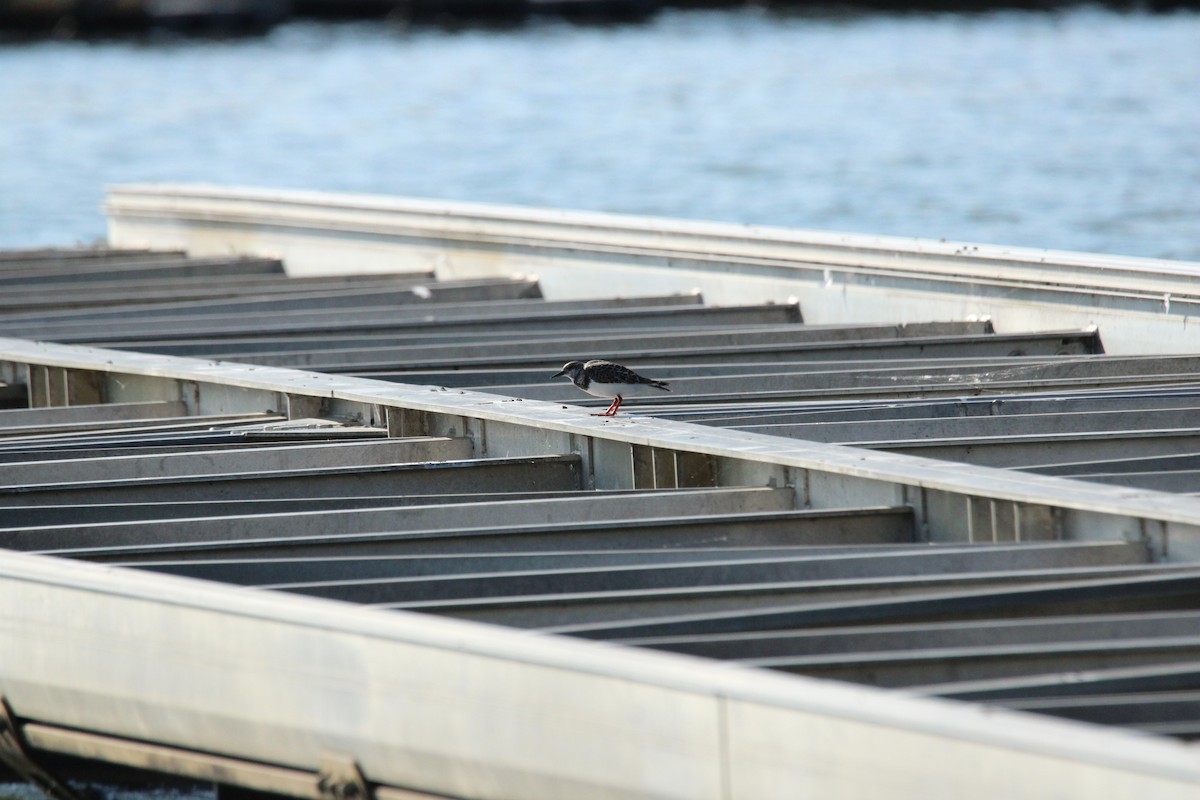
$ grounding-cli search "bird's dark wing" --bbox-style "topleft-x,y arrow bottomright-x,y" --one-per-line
585,360 -> 668,389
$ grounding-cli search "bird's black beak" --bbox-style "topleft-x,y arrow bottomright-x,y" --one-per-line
552,369 -> 566,379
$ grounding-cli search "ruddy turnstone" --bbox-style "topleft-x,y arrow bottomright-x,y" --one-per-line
552,359 -> 670,416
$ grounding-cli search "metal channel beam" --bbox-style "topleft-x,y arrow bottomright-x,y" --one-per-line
0,290 -> 542,343
616,605 -> 1195,660
1006,691 -> 1200,729
912,660 -> 1200,702
42,488 -> 804,560
397,565 -> 1183,630
0,413 -> 287,442
738,406 -> 1200,444
6,550 -> 1200,798
0,495 -> 550,529
125,543 -> 967,586
0,273 -> 440,313
0,248 -> 184,268
0,454 -> 583,507
0,401 -> 187,429
0,427 -> 389,456
752,638 -> 1200,689
0,437 -> 472,485
9,489 -> 796,551
190,320 -> 991,362
265,538 -> 1144,606
4,302 -> 800,345
0,277 -> 541,326
1036,451 -> 1200,476
0,256 -> 283,286
886,431 -> 1200,470
674,390 -> 1200,427
547,570 -> 1200,640
0,434 -> 388,462
251,330 -> 1101,374
211,321 -> 996,370
1055,471 -> 1200,493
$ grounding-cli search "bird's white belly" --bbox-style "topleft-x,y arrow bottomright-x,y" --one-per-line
582,383 -> 622,399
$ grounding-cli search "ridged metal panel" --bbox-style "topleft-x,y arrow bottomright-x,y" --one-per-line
3,235 -> 1200,798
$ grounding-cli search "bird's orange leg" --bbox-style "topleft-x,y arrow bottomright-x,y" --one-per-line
592,396 -> 622,416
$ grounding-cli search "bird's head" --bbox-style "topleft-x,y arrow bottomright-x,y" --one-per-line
553,361 -> 586,381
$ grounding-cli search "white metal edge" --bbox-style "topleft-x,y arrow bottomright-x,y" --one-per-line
2,549 -> 1199,798
4,336 -> 1200,530
103,183 -> 1200,276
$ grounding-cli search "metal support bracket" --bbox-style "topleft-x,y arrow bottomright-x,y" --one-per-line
316,755 -> 371,800
0,698 -> 85,800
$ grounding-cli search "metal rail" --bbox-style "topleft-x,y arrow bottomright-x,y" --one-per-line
104,183 -> 1200,353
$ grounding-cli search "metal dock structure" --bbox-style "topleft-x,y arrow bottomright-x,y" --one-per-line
4,184 -> 1200,799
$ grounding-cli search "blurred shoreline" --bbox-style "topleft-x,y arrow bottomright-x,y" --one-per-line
2,0 -> 1197,38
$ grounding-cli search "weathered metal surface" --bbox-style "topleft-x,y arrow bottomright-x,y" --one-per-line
0,273 -> 439,314
548,569 -> 1200,639
0,255 -> 283,286
239,329 -> 1101,375
124,542 -> 971,585
186,320 -> 991,363
616,604 -> 1195,659
5,219 -> 1200,796
397,565 -> 1186,630
0,454 -> 585,507
13,486 -> 797,555
103,184 -> 1200,354
0,436 -> 472,485
4,551 -> 1200,800
266,538 -> 1145,605
0,247 -> 184,268
3,301 -> 800,346
0,401 -> 187,429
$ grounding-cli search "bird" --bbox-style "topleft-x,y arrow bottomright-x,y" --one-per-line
552,360 -> 670,416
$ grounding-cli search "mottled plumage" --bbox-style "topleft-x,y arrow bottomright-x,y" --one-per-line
552,359 -> 670,416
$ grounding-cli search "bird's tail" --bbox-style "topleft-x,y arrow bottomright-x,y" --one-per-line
650,380 -> 671,392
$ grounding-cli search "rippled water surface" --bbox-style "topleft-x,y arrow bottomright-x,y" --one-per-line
2,7 -> 1198,258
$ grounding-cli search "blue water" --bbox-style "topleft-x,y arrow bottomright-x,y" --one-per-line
2,7 -> 1199,259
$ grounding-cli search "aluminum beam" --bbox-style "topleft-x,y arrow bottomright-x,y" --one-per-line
126,543 -> 967,585
616,605 -> 1196,660
754,637 -> 1200,689
0,247 -> 184,269
3,302 -> 799,345
43,489 -> 807,560
266,538 -> 1145,606
251,329 -> 1101,374
397,565 -> 1183,628
103,184 -> 1200,355
0,436 -> 472,485
0,255 -> 283,286
0,401 -> 187,429
0,413 -> 286,442
0,273 -> 440,313
549,570 -> 1200,639
191,320 -> 990,359
0,454 -> 583,507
